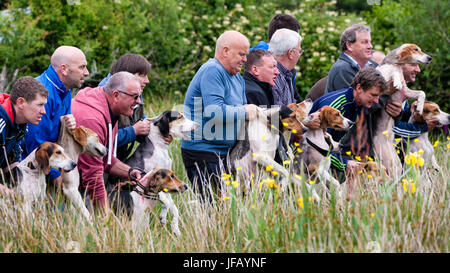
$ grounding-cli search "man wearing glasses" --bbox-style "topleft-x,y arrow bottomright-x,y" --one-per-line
268,28 -> 304,106
71,72 -> 145,211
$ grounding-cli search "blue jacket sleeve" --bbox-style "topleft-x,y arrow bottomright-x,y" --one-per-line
117,126 -> 136,147
330,153 -> 348,172
392,101 -> 428,139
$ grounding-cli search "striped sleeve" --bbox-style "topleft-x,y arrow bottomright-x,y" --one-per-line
0,118 -> 5,135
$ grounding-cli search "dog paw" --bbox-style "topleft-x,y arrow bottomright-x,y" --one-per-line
173,228 -> 181,237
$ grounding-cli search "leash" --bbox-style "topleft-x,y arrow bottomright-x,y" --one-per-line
306,135 -> 334,157
127,167 -> 160,201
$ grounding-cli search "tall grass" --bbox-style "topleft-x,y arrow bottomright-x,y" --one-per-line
0,94 -> 448,253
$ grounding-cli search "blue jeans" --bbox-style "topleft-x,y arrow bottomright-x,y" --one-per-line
182,149 -> 228,203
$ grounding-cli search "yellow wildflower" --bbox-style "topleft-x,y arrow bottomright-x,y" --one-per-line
292,129 -> 297,134
395,138 -> 402,142
283,160 -> 291,165
433,140 -> 439,147
265,165 -> 273,172
414,138 -> 419,143
225,180 -> 231,185
382,130 -> 388,137
237,167 -> 242,171
223,196 -> 230,201
295,174 -> 302,180
355,156 -> 361,161
370,213 -> 375,217
309,180 -> 315,185
163,188 -> 168,192
447,143 -> 450,149
294,142 -> 300,147
272,171 -> 279,176
298,197 -> 304,209
262,135 -> 266,140
252,153 -> 258,157
282,122 -> 288,127
418,149 -> 424,155
232,181 -> 239,189
367,174 -> 372,179
346,151 -> 352,156
297,148 -> 303,153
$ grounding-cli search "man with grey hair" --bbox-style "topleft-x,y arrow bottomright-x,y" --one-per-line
268,28 -> 303,105
325,24 -> 376,93
71,71 -> 145,211
182,30 -> 258,203
24,45 -> 89,182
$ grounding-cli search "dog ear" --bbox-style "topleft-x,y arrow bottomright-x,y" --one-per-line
154,116 -> 170,137
73,126 -> 89,147
35,143 -> 52,174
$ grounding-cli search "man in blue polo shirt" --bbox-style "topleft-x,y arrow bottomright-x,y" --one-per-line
182,31 -> 258,202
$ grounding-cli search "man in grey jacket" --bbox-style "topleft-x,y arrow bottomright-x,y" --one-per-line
325,24 -> 377,94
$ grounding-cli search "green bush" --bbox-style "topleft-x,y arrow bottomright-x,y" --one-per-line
1,0 -> 445,111
364,0 -> 449,111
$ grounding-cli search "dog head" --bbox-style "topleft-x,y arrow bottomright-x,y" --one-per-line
361,161 -> 389,182
277,105 -> 305,133
72,126 -> 108,158
34,142 -> 77,174
146,168 -> 188,193
318,106 -> 353,131
287,98 -> 314,128
151,110 -> 199,140
382,44 -> 431,65
411,101 -> 450,127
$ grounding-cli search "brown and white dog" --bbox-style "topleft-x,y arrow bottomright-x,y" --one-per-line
341,161 -> 389,198
230,102 -> 312,192
130,168 -> 188,236
373,44 -> 432,177
57,117 -> 107,219
298,106 -> 353,196
408,101 -> 450,171
17,142 -> 77,212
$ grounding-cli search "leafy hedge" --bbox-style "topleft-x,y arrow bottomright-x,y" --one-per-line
0,0 -> 447,110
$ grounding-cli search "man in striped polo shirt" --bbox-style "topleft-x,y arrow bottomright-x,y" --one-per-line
309,67 -> 401,177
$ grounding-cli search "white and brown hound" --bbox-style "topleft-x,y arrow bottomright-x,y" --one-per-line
130,168 -> 188,236
57,117 -> 107,219
17,142 -> 77,212
230,101 -> 312,192
408,101 -> 450,171
298,106 -> 353,197
374,44 -> 432,177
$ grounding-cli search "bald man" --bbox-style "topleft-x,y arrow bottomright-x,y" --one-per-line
24,46 -> 89,181
181,30 -> 257,202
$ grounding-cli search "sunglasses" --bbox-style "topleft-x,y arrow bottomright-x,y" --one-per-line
117,90 -> 141,101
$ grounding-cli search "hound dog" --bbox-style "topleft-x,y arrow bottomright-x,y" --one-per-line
341,161 -> 389,199
130,168 -> 187,236
125,110 -> 199,172
57,117 -> 107,219
407,101 -> 450,171
297,106 -> 353,196
230,101 -> 312,192
16,142 -> 77,213
112,110 -> 197,234
374,44 -> 432,177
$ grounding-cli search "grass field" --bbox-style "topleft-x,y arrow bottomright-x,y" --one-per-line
0,94 -> 448,253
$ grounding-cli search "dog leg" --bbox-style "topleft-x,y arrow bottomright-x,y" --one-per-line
158,192 -> 181,237
405,88 -> 426,115
62,171 -> 91,220
253,155 -> 290,189
316,158 -> 342,199
431,154 -> 441,171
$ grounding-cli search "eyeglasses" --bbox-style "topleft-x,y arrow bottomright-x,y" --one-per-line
117,90 -> 142,101
292,48 -> 304,56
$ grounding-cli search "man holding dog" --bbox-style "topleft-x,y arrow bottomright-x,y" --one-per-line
72,72 -> 145,210
0,77 -> 48,194
181,30 -> 258,203
23,46 -> 88,183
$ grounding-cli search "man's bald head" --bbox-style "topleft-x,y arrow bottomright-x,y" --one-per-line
214,31 -> 250,75
50,46 -> 89,90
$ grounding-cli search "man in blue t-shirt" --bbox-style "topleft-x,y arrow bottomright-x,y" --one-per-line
181,30 -> 258,202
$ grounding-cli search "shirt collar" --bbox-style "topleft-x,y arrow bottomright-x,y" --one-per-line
44,65 -> 69,93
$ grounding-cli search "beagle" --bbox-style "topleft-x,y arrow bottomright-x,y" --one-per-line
408,101 -> 450,171
125,110 -> 199,172
230,101 -> 312,193
373,44 -> 432,178
341,161 -> 389,198
17,142 -> 77,212
129,168 -> 188,236
297,106 -> 353,196
57,117 -> 107,219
